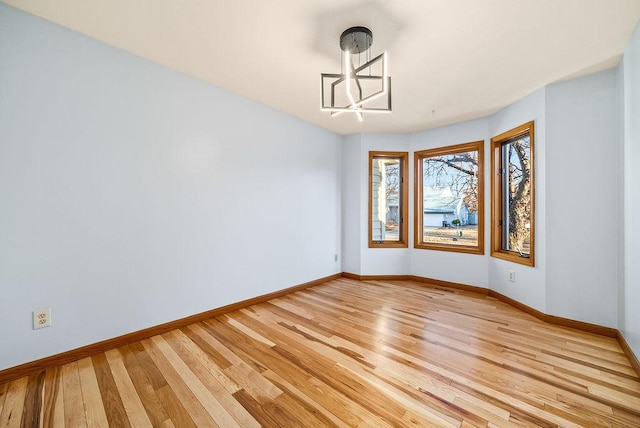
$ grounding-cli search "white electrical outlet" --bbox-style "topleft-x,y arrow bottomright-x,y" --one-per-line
33,308 -> 51,329
508,270 -> 516,283
334,254 -> 339,262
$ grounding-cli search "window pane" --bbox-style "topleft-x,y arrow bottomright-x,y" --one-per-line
414,141 -> 484,254
371,157 -> 401,242
502,135 -> 531,255
422,150 -> 479,247
491,121 -> 534,266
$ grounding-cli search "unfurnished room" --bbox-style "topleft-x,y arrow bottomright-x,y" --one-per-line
1,1 -> 640,426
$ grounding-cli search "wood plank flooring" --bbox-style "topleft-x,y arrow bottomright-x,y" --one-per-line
1,278 -> 639,427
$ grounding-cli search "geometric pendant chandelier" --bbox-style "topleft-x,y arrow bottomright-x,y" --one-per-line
321,26 -> 392,121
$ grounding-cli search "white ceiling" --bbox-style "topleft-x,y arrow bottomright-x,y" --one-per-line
3,0 -> 640,135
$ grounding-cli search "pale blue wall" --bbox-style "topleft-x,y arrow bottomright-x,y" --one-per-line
546,70 -> 619,327
0,4 -> 342,370
341,134 -> 363,274
622,22 -> 640,357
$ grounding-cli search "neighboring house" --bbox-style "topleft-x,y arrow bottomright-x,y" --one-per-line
372,160 -> 400,241
423,186 -> 469,227
371,159 -> 386,240
386,194 -> 399,224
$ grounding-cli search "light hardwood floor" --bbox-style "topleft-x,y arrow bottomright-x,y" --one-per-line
1,278 -> 639,427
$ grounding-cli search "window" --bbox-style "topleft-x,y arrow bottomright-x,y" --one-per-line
369,152 -> 408,248
491,121 -> 535,266
414,141 -> 484,254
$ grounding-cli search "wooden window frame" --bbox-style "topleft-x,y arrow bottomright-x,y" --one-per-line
414,141 -> 485,255
368,151 -> 408,248
490,121 -> 535,267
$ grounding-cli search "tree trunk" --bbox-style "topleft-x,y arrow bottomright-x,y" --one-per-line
507,141 -> 531,253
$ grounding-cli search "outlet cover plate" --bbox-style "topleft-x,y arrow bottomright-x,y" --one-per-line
33,308 -> 51,329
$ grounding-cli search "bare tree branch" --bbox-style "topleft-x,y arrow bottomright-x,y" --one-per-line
423,152 -> 479,213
